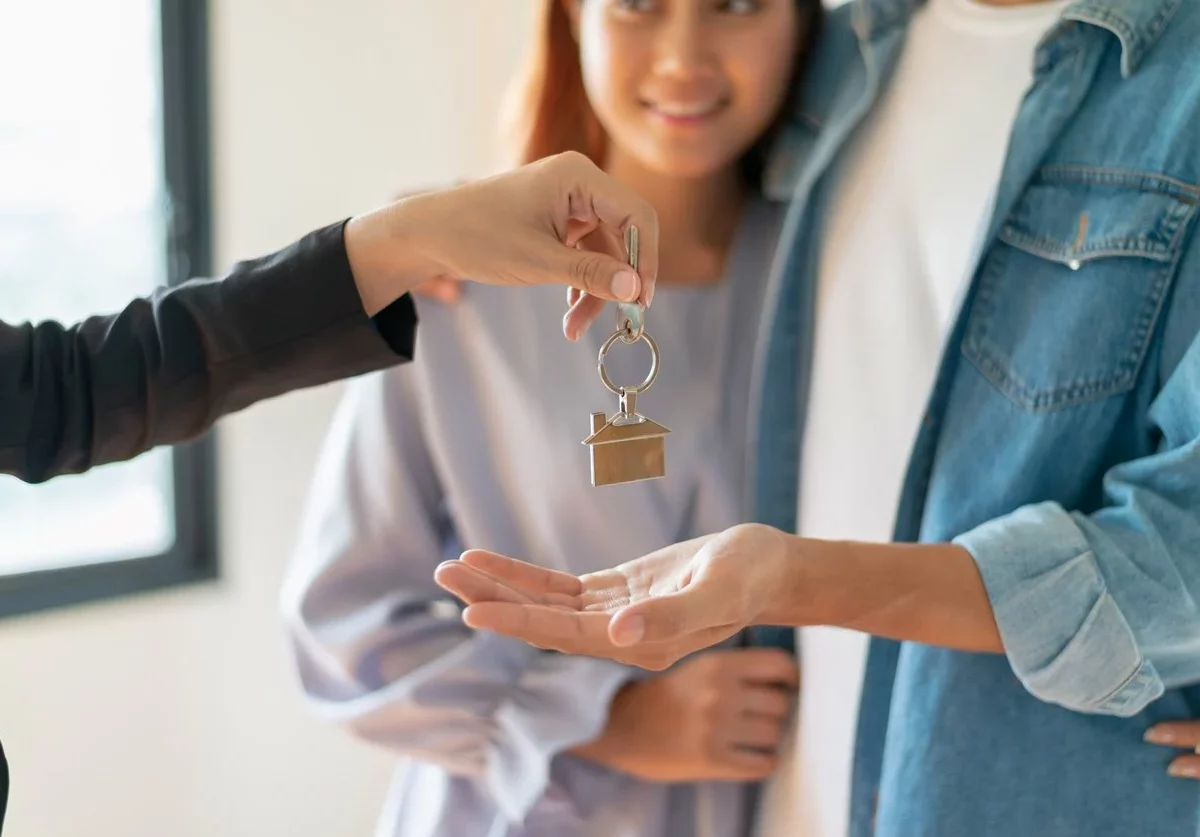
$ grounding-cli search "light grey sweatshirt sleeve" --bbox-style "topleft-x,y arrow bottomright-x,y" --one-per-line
280,368 -> 635,823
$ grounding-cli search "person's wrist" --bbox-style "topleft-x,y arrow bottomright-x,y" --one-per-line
567,682 -> 637,768
751,528 -> 820,628
345,197 -> 445,316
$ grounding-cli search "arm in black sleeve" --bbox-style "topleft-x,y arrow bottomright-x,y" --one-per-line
0,220 -> 417,483
1,735 -> 7,835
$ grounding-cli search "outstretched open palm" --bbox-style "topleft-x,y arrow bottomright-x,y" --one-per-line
434,524 -> 788,670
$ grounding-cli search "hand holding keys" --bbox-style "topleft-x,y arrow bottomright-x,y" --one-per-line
582,227 -> 671,487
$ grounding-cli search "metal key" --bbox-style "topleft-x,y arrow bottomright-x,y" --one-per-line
615,226 -> 644,343
582,226 -> 670,487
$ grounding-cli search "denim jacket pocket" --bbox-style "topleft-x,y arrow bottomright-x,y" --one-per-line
962,167 -> 1199,412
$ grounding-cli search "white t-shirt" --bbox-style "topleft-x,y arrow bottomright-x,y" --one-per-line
756,2 -> 1069,836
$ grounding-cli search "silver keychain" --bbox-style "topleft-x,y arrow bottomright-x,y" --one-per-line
581,226 -> 670,487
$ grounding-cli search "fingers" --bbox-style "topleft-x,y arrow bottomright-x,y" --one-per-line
1147,721 -> 1200,780
740,685 -> 794,719
1168,754 -> 1200,780
727,716 -> 786,750
555,152 -> 659,306
434,561 -> 530,606
412,275 -> 463,304
556,251 -> 642,304
437,560 -> 583,612
562,293 -> 607,342
563,217 -> 603,249
1145,721 -> 1200,750
462,602 -> 612,648
716,747 -> 779,781
731,648 -> 801,688
459,550 -> 583,597
560,223 -> 635,341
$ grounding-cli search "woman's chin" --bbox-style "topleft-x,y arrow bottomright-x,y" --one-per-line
640,152 -> 741,182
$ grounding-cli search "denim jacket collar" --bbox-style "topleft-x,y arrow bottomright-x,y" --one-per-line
845,0 -> 1181,74
1063,0 -> 1184,76
769,0 -> 1182,199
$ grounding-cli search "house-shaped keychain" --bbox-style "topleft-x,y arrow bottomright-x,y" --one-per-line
583,411 -> 670,487
583,225 -> 670,487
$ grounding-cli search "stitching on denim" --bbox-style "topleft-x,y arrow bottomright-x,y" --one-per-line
1067,0 -> 1183,76
1095,659 -> 1157,712
963,258 -> 1169,412
1019,563 -> 1153,711
960,177 -> 1198,411
960,248 -> 1004,374
997,175 -> 1198,265
1167,201 -> 1198,249
1038,165 -> 1200,202
962,247 -> 1186,411
795,111 -> 824,134
1123,215 -> 1192,397
999,229 -> 1176,264
1066,8 -> 1140,69
965,252 -> 1173,411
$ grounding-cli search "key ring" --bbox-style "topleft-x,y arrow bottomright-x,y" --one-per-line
597,330 -> 660,421
598,330 -> 660,395
583,225 -> 668,486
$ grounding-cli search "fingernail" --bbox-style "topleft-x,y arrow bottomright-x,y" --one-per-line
645,281 -> 655,308
612,270 -> 640,302
1169,762 -> 1200,779
1145,727 -> 1179,746
612,614 -> 645,646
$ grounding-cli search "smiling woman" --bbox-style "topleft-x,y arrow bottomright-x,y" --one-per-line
528,0 -> 818,341
280,1 -> 821,836
511,0 -> 806,184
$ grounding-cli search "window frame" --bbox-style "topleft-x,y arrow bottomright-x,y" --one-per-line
0,0 -> 218,620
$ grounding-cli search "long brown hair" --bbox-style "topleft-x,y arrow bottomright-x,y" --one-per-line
503,0 -> 823,187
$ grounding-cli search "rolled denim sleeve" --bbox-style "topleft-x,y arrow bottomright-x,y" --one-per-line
957,323 -> 1200,717
281,370 -> 635,822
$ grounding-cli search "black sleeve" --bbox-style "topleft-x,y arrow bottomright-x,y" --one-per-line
0,220 -> 417,483
0,735 -> 7,835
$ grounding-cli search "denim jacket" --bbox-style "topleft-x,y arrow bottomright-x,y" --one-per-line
752,1 -> 1200,834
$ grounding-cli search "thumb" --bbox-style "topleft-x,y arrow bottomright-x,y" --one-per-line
609,586 -> 722,647
558,250 -> 643,304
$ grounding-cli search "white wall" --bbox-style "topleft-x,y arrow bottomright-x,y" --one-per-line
0,2 -> 536,835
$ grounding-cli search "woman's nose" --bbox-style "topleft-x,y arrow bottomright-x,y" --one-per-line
652,12 -> 713,80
